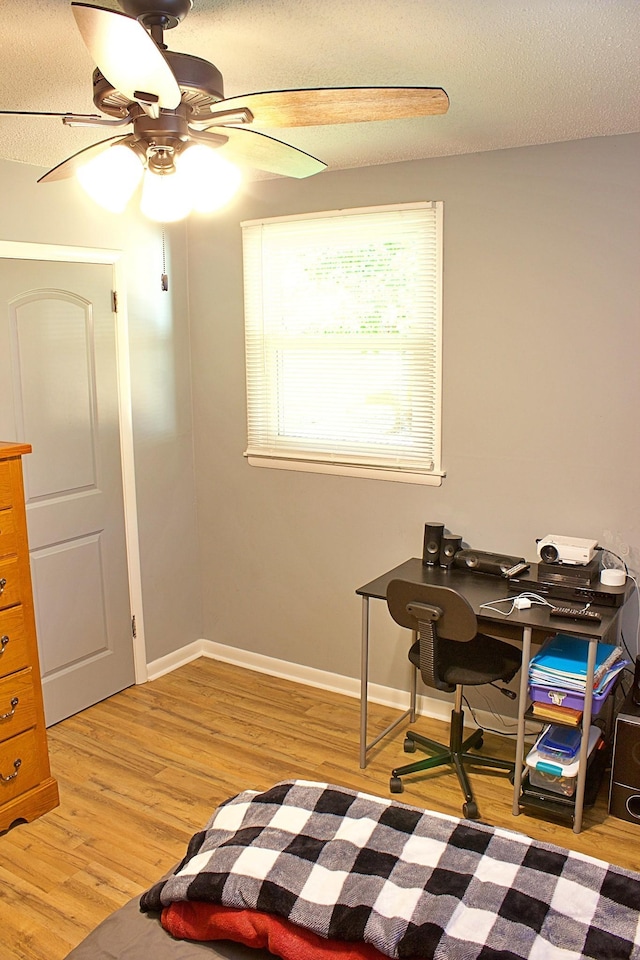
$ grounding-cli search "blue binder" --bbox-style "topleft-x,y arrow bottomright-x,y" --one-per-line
529,634 -> 625,693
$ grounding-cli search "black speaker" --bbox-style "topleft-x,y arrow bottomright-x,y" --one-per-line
439,534 -> 462,567
422,522 -> 444,566
633,656 -> 640,706
609,692 -> 640,824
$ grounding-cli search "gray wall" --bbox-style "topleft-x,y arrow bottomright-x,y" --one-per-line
187,133 -> 640,695
0,158 -> 202,663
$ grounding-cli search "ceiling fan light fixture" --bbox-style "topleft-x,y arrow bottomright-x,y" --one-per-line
140,165 -> 192,222
177,144 -> 242,214
76,141 -> 144,212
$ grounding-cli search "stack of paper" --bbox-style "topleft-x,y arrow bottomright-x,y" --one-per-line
529,634 -> 628,696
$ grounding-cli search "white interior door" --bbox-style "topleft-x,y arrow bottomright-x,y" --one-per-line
0,255 -> 138,725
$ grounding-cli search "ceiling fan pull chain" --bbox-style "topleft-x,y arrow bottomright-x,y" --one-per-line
161,230 -> 169,292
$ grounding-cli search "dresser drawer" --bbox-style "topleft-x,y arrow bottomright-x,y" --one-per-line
0,728 -> 46,805
0,507 -> 17,559
0,557 -> 21,610
0,668 -> 36,742
0,461 -> 11,510
0,606 -> 29,676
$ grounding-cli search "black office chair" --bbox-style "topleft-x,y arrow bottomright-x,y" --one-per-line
387,579 -> 521,819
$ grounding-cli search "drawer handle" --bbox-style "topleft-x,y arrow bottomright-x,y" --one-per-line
0,758 -> 21,782
0,578 -> 6,596
0,635 -> 8,655
0,696 -> 19,720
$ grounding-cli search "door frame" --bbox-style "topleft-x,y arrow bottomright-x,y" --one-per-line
0,239 -> 147,683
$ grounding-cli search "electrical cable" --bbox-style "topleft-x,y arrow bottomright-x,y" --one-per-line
600,547 -> 639,657
624,571 -> 640,657
461,691 -> 544,742
599,547 -> 629,575
479,592 -> 554,617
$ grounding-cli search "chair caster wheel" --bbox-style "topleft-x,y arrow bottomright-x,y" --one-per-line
390,776 -> 404,794
463,800 -> 479,820
475,735 -> 484,750
403,737 -> 416,753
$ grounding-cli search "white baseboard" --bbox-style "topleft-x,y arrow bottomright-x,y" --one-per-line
146,637 -> 431,710
145,640 -> 206,680
145,639 -> 522,736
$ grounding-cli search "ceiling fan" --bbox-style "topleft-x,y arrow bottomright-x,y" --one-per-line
0,0 -> 449,220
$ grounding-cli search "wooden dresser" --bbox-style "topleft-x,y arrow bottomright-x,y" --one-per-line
0,441 -> 59,831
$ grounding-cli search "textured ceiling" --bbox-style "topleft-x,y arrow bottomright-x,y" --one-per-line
1,0 -> 639,178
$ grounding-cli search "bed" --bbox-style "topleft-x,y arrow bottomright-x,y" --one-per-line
65,780 -> 640,960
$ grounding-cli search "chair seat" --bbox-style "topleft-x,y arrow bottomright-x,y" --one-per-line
409,632 -> 521,688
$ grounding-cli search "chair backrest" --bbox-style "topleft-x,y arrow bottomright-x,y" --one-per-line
386,580 -> 478,691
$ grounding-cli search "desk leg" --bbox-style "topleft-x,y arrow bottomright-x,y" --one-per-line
410,645 -> 417,723
359,596 -> 414,769
573,639 -> 596,834
512,625 -> 532,816
360,596 -> 370,769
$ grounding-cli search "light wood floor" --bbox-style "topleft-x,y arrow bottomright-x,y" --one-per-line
1,658 -> 639,959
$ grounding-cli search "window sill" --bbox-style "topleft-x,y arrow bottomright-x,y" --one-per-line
245,455 -> 444,486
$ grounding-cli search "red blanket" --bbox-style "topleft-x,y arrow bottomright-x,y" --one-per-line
162,902 -> 389,960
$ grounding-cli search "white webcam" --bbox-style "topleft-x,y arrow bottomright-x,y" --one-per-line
537,535 -> 598,566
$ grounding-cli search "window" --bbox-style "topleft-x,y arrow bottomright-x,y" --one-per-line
242,201 -> 444,485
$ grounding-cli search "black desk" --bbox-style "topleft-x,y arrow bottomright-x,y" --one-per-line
356,557 -> 624,834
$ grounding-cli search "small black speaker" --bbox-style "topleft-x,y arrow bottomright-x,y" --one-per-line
422,522 -> 444,566
633,656 -> 640,706
439,534 -> 462,567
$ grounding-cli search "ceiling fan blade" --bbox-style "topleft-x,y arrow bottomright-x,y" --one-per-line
71,2 -> 182,110
0,109 -> 131,131
0,109 -> 103,120
191,126 -> 326,179
37,135 -> 130,183
203,87 -> 449,128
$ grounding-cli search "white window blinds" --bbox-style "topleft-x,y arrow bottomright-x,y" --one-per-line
242,201 -> 444,484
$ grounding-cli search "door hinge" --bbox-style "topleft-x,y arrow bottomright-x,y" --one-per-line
131,614 -> 137,639
112,290 -> 118,313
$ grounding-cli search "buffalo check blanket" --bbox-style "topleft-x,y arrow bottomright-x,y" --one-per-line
140,780 -> 640,960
